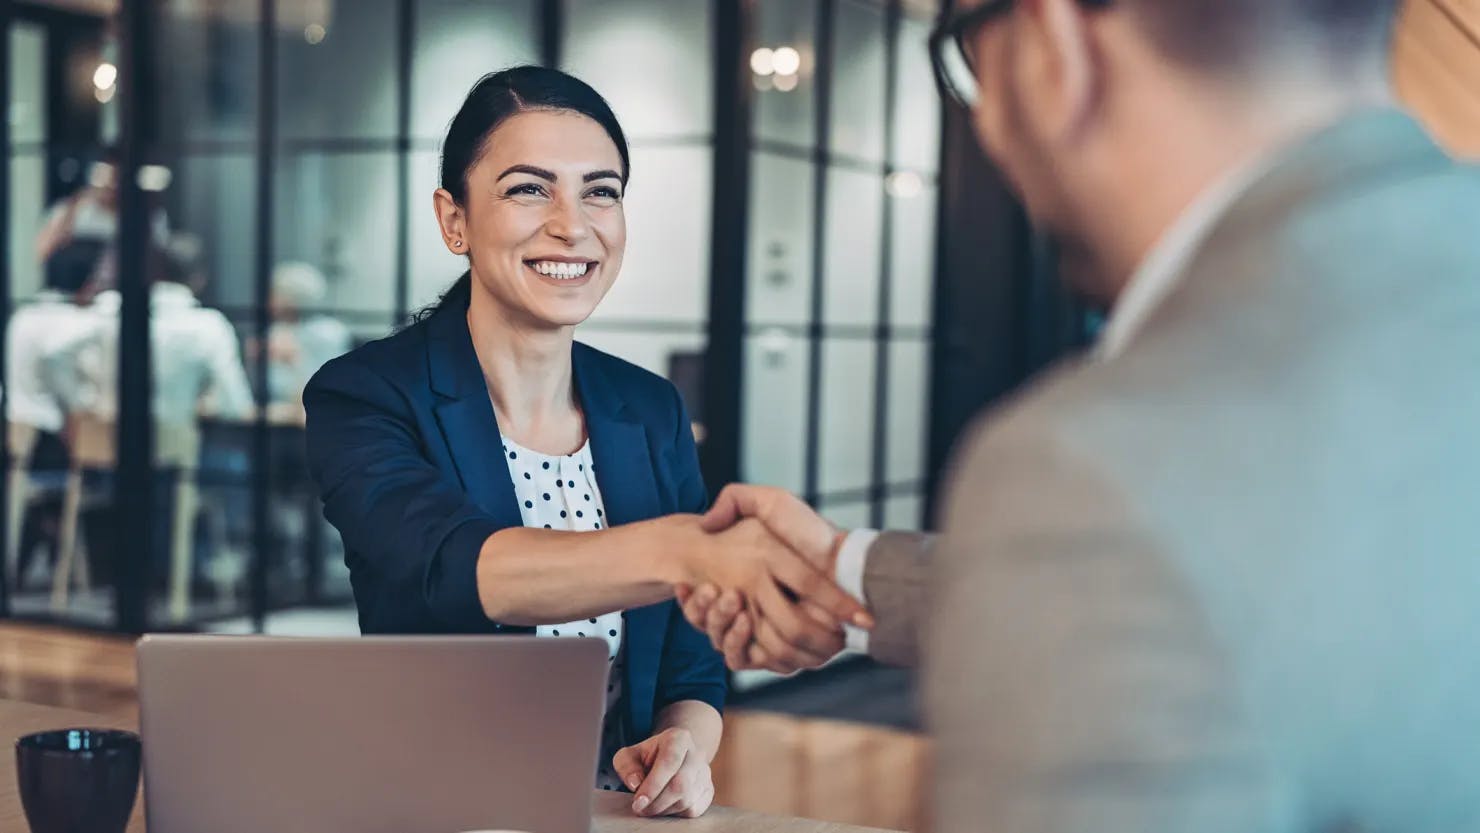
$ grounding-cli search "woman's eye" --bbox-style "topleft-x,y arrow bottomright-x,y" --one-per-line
508,183 -> 545,197
587,186 -> 621,201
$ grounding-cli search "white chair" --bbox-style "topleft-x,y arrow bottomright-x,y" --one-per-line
51,415 -> 201,622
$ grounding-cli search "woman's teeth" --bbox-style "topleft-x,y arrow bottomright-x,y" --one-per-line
530,261 -> 590,279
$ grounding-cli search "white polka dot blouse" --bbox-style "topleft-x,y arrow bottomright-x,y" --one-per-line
501,437 -> 627,791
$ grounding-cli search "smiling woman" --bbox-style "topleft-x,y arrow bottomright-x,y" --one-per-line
425,67 -> 632,338
301,66 -> 865,822
303,66 -> 738,815
441,109 -> 625,334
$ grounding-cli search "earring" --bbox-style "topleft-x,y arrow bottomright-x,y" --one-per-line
453,240 -> 463,249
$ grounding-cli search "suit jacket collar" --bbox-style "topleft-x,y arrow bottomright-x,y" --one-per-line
1210,107 -> 1451,249
1108,108 -> 1451,357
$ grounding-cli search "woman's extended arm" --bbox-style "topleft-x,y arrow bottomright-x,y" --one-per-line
306,356 -> 865,633
473,514 -> 705,624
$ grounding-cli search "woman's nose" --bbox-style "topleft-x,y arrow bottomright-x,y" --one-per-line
543,197 -> 592,244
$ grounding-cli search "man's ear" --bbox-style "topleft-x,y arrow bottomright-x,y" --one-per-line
1020,0 -> 1103,142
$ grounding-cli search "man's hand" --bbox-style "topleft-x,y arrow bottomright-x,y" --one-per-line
675,583 -> 847,673
701,484 -> 843,571
675,584 -> 762,669
677,484 -> 874,674
611,727 -> 714,818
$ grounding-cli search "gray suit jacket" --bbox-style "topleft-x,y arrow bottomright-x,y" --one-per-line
862,110 -> 1480,833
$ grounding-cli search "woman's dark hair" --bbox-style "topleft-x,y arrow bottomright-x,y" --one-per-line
417,65 -> 630,321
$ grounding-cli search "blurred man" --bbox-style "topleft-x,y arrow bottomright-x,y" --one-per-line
7,240 -> 107,442
5,240 -> 109,590
685,1 -> 1480,831
49,234 -> 253,424
40,235 -> 255,593
261,262 -> 352,407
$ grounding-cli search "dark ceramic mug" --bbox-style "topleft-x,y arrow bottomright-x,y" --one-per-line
15,728 -> 141,833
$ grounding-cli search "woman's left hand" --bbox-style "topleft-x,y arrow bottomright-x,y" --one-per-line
611,727 -> 715,818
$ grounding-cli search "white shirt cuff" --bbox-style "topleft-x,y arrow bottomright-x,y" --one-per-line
835,528 -> 879,655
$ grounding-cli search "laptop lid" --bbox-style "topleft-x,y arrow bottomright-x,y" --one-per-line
137,635 -> 607,833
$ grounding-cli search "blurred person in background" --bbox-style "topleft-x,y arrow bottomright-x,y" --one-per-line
680,1 -> 1480,831
257,262 -> 352,409
33,147 -> 170,277
52,232 -> 254,425
5,239 -> 109,590
244,262 -> 352,603
40,234 -> 255,595
7,239 -> 108,447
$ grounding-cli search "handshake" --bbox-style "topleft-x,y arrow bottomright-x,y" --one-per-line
671,485 -> 875,674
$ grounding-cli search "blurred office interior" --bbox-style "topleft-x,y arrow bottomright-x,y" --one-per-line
1,0 -> 1477,799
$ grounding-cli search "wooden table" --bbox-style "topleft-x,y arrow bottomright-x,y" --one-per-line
0,698 -> 900,833
589,790 -> 900,832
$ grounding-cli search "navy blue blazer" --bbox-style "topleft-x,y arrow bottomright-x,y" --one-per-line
303,298 -> 726,741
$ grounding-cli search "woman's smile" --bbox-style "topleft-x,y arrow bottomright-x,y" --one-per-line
526,257 -> 599,288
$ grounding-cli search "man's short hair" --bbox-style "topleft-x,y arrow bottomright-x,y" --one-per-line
44,240 -> 107,295
1127,0 -> 1400,73
158,233 -> 204,285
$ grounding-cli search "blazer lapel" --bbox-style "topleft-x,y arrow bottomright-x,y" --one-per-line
576,344 -> 661,530
426,304 -> 523,531
573,344 -> 670,737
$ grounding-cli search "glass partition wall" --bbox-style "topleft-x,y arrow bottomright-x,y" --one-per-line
741,0 -> 940,533
1,0 -> 942,636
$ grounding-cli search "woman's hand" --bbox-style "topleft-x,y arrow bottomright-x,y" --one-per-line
675,516 -> 866,669
610,727 -> 715,818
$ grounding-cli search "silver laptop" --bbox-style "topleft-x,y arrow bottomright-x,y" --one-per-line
137,635 -> 608,833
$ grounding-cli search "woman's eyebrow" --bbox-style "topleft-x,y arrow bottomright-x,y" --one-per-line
583,169 -> 622,183
497,164 -> 557,182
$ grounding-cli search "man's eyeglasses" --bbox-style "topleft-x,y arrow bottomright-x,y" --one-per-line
929,0 -> 1113,109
